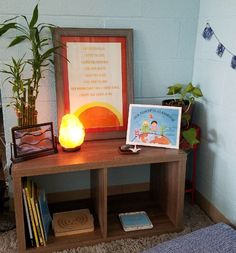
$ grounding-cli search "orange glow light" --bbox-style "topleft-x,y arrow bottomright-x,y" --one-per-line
59,114 -> 85,151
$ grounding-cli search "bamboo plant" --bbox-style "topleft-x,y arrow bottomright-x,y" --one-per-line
0,4 -> 59,127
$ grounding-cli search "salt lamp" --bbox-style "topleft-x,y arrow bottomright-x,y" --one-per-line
59,114 -> 85,151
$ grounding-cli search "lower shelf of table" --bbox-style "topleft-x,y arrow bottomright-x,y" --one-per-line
24,191 -> 183,252
107,192 -> 182,238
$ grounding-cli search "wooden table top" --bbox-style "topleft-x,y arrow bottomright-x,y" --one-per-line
12,139 -> 186,178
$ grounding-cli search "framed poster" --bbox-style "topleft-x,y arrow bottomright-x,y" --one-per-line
53,28 -> 134,140
126,104 -> 182,149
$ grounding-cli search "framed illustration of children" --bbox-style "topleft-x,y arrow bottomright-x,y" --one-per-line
126,104 -> 182,149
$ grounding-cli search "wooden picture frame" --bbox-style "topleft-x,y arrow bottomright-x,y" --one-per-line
52,28 -> 134,140
126,104 -> 182,149
11,122 -> 57,163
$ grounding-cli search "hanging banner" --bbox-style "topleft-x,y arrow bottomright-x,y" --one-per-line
202,23 -> 236,70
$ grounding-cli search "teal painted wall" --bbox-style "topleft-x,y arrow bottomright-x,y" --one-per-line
0,0 -> 199,192
192,0 -> 236,224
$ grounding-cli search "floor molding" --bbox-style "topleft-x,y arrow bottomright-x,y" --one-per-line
195,190 -> 231,225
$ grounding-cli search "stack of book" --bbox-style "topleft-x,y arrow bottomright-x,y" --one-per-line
119,211 -> 153,232
22,178 -> 52,248
53,209 -> 94,237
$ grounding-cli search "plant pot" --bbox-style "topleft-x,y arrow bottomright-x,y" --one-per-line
162,99 -> 194,129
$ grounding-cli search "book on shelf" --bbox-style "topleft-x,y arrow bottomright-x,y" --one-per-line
38,188 -> 52,242
30,182 -> 44,246
22,188 -> 34,247
22,178 -> 52,248
23,179 -> 39,247
53,209 -> 94,237
119,211 -> 153,232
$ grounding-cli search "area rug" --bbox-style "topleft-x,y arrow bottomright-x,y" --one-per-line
0,202 -> 213,253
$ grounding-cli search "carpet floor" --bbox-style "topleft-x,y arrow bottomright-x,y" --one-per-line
0,202 -> 213,253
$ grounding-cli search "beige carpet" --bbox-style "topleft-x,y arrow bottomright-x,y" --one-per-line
0,202 -> 213,253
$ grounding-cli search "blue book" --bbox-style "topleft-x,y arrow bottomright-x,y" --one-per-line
119,211 -> 153,232
38,189 -> 52,241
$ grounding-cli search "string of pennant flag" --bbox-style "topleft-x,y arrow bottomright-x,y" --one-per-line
202,23 -> 236,69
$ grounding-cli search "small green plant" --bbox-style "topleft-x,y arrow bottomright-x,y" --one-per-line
166,82 -> 203,148
167,82 -> 203,106
0,4 -> 59,126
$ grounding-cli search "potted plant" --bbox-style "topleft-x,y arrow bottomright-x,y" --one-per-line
0,4 -> 59,127
162,82 -> 203,148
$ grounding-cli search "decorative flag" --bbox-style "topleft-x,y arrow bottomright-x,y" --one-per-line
231,56 -> 236,69
216,43 -> 225,57
202,22 -> 236,70
202,25 -> 214,40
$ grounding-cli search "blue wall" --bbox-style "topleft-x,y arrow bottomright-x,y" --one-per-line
193,0 -> 236,224
0,1 -> 199,192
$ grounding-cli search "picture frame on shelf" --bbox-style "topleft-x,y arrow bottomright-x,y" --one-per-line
52,28 -> 134,140
126,104 -> 182,149
11,122 -> 57,163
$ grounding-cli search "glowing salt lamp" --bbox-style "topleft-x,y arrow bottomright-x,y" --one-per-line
59,114 -> 85,151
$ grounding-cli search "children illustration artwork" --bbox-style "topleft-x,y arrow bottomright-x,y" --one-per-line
126,104 -> 182,149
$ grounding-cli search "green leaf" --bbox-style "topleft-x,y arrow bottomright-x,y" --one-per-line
34,27 -> 40,44
0,70 -> 12,75
41,46 -> 60,61
8,35 -> 27,47
13,85 -> 19,93
49,59 -> 54,65
167,83 -> 183,95
167,84 -> 182,95
182,128 -> 199,147
192,87 -> 203,97
38,23 -> 56,32
0,22 -> 17,37
3,16 -> 19,23
29,4 -> 38,28
21,15 -> 29,26
185,82 -> 194,92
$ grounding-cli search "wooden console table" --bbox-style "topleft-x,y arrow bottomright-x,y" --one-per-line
12,139 -> 187,253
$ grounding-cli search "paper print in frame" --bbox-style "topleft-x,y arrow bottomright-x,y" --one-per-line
126,104 -> 182,149
11,122 -> 57,163
52,28 -> 134,140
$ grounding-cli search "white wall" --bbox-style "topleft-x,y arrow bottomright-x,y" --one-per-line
193,0 -> 236,224
0,0 -> 199,193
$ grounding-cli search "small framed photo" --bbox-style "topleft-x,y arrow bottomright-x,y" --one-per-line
126,104 -> 182,149
11,122 -> 57,163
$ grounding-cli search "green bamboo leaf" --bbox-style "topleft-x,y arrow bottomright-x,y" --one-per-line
21,15 -> 29,26
0,70 -> 12,75
38,23 -> 56,32
0,23 -> 17,37
8,35 -> 27,47
49,59 -> 54,65
29,4 -> 38,28
12,57 -> 17,65
41,46 -> 60,61
13,85 -> 19,93
3,16 -> 19,23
